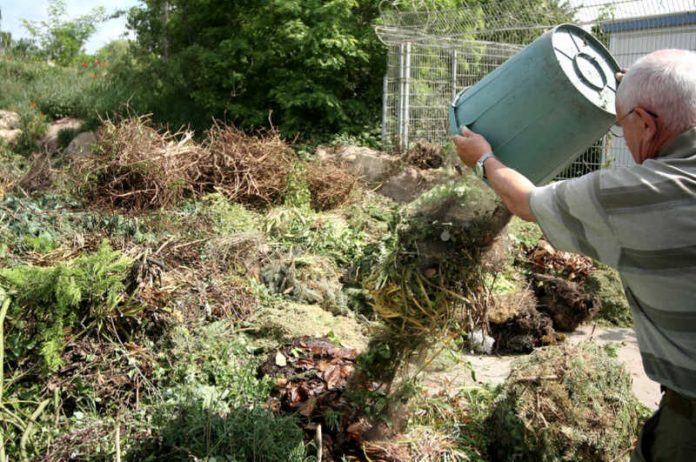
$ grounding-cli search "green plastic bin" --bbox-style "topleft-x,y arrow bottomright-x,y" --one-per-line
449,24 -> 620,185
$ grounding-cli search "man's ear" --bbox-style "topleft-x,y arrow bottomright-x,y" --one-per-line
634,107 -> 658,142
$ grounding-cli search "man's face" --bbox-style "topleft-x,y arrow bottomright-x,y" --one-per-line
615,103 -> 641,163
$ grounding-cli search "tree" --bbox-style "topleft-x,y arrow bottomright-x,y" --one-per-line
22,0 -> 116,65
126,0 -> 386,137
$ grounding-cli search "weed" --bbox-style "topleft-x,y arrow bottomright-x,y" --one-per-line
57,127 -> 80,149
404,385 -> 497,461
507,216 -> 542,249
15,104 -> 48,155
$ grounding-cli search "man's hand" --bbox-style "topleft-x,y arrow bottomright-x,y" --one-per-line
452,126 -> 493,168
451,126 -> 537,222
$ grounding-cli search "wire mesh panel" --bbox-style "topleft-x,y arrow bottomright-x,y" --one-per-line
377,0 -> 696,179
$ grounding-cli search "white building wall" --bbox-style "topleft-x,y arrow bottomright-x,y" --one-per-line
607,24 -> 696,167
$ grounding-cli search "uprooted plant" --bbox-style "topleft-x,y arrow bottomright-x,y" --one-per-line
346,177 -> 512,437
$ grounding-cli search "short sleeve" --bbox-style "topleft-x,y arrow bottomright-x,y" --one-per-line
529,171 -> 621,267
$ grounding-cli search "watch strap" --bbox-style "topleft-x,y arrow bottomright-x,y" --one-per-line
476,152 -> 496,179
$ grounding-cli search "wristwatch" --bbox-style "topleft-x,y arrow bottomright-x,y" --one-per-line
474,152 -> 496,180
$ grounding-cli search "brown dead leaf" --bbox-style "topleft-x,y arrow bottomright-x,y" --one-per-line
347,418 -> 371,442
299,397 -> 317,417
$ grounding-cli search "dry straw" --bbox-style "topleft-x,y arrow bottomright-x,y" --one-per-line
305,160 -> 357,211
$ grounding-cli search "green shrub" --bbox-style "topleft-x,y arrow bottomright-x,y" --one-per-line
15,104 -> 48,154
57,127 -> 79,149
0,241 -> 132,372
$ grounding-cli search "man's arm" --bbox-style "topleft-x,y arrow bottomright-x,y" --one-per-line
453,127 -> 537,222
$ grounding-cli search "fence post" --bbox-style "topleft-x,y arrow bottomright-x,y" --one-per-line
397,43 -> 405,152
402,42 -> 412,152
382,74 -> 389,149
451,49 -> 458,99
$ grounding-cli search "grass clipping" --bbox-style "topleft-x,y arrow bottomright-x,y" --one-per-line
362,177 -> 510,382
488,341 -> 648,461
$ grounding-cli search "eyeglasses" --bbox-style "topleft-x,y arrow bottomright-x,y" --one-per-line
609,108 -> 659,138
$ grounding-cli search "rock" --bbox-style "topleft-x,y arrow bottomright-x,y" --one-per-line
0,110 -> 20,130
0,129 -> 22,147
65,131 -> 97,157
40,117 -> 84,153
468,329 -> 495,354
317,145 -> 400,184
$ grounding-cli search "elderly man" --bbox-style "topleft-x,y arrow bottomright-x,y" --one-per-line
453,49 -> 696,461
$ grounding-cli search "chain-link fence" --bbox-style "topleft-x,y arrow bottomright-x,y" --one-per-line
377,0 -> 696,178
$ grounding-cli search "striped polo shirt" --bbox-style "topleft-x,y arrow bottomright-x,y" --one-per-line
529,127 -> 696,399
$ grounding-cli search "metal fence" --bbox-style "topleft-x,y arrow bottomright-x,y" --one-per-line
377,0 -> 696,178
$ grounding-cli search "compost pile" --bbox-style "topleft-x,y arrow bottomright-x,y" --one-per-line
489,239 -> 601,353
0,112 -> 640,461
195,123 -> 295,207
259,337 -> 365,460
488,341 -> 647,461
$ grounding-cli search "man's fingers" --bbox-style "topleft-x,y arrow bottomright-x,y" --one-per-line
459,125 -> 473,136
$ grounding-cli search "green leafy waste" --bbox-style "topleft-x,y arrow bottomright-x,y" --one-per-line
0,241 -> 132,372
488,341 -> 650,461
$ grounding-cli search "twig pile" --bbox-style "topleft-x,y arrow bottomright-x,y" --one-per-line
196,123 -> 294,207
76,118 -> 300,211
305,161 -> 357,211
75,116 -> 201,210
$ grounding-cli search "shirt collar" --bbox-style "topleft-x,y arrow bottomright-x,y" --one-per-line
657,127 -> 696,159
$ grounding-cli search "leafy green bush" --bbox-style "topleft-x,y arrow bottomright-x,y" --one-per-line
0,241 -> 132,372
126,0 -> 385,137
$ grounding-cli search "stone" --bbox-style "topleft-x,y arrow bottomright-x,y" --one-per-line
0,129 -> 22,148
65,131 -> 97,157
0,110 -> 20,130
40,117 -> 84,153
317,145 -> 400,184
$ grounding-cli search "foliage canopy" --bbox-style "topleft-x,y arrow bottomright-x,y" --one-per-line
126,0 -> 386,137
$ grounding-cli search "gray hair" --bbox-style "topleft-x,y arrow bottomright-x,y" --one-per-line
616,49 -> 696,134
